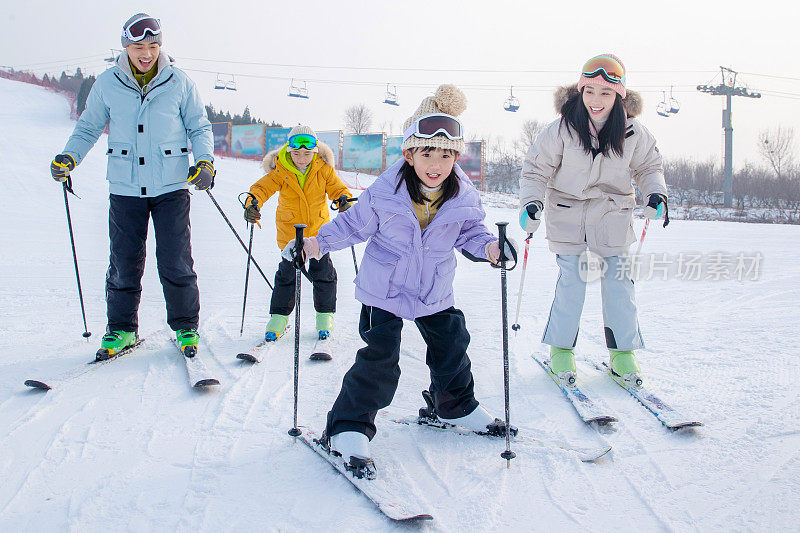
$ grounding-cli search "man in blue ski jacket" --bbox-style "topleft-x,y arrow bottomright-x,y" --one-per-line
50,13 -> 215,358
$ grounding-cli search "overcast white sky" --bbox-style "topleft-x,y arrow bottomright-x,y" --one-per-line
3,0 -> 799,167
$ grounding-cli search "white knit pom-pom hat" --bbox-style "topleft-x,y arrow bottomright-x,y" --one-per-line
401,84 -> 467,154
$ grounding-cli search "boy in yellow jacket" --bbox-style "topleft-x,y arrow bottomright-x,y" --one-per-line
244,126 -> 351,351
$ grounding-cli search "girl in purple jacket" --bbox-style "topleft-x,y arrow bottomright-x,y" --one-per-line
292,85 -> 515,476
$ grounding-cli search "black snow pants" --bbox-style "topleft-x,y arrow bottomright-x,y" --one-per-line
325,305 -> 479,440
106,189 -> 199,333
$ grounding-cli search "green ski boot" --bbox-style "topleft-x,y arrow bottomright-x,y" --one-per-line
176,329 -> 199,357
316,312 -> 334,339
97,330 -> 137,361
609,350 -> 643,387
265,314 -> 289,342
550,346 -> 577,386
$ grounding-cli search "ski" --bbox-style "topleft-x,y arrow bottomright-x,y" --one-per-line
174,341 -> 219,388
388,412 -> 611,462
292,426 -> 433,522
309,332 -> 332,361
236,324 -> 292,364
593,361 -> 703,430
24,338 -> 146,390
530,353 -> 617,425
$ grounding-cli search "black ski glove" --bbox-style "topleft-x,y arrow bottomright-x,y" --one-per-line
336,194 -> 352,212
643,193 -> 669,227
188,160 -> 215,190
244,202 -> 261,223
50,153 -> 76,182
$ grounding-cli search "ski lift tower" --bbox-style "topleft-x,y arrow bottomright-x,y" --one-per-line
697,66 -> 761,208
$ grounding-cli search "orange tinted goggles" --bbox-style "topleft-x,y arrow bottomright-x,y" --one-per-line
582,55 -> 626,85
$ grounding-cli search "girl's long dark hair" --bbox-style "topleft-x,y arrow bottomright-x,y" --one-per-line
560,88 -> 627,157
396,146 -> 460,207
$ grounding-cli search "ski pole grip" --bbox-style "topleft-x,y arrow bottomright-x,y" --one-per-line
294,224 -> 307,265
496,221 -> 509,266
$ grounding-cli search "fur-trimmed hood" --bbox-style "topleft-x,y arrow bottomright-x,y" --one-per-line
261,141 -> 335,173
554,84 -> 642,118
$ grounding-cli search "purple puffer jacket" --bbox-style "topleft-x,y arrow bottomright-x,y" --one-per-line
316,159 -> 496,320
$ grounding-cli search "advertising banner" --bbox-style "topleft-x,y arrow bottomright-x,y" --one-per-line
317,131 -> 342,168
212,122 -> 231,155
231,124 -> 266,157
458,141 -> 484,183
263,127 -> 292,153
342,134 -> 384,171
385,136 -> 404,167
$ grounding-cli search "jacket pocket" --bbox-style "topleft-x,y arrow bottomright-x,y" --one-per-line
421,256 -> 456,305
159,141 -> 190,185
356,245 -> 399,299
106,142 -> 133,184
544,197 -> 584,244
597,199 -> 634,248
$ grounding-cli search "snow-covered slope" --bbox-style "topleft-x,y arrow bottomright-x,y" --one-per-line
1,77 -> 798,531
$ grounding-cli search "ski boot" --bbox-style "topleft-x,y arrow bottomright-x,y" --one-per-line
609,350 -> 643,387
264,314 -> 289,342
420,390 -> 518,437
176,329 -> 199,357
96,330 -> 137,361
316,312 -> 334,339
310,312 -> 334,361
550,346 -> 577,386
319,429 -> 376,480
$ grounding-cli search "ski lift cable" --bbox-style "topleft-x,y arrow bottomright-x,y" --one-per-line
174,56 -> 717,75
8,54 -> 108,70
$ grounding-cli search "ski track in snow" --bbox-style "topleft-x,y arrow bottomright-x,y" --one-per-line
2,77 -> 800,531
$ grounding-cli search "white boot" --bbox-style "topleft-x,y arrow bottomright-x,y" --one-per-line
440,405 -> 496,433
330,431 -> 371,462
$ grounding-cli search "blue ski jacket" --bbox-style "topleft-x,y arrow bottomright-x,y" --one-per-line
63,51 -> 213,197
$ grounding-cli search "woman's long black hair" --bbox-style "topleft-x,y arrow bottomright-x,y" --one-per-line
560,88 -> 627,157
396,146 -> 460,207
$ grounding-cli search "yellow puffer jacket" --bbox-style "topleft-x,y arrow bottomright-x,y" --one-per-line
249,141 -> 351,249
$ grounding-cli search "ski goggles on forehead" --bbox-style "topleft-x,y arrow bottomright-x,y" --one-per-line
403,113 -> 463,141
123,16 -> 162,42
287,133 -> 317,150
582,56 -> 626,85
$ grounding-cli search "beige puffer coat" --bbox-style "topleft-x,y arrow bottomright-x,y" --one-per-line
519,84 -> 667,257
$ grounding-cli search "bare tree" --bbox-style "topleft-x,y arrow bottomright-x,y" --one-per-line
513,119 -> 546,158
343,104 -> 373,135
758,126 -> 795,178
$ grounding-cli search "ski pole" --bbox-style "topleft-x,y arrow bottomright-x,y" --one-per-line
331,196 -> 360,275
207,190 -> 274,290
62,177 -> 91,340
496,222 -> 516,467
511,233 -> 533,334
288,224 -> 306,438
239,197 -> 258,336
635,218 -> 650,256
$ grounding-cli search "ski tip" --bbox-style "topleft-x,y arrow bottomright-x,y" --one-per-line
397,513 -> 434,522
236,353 -> 259,363
24,380 -> 51,390
193,378 -> 220,388
589,416 -> 618,425
668,421 -> 704,430
580,445 -> 613,462
309,352 -> 332,361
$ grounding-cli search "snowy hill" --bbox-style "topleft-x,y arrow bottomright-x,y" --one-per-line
1,77 -> 798,531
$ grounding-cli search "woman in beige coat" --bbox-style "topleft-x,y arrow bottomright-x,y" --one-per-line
518,54 -> 668,386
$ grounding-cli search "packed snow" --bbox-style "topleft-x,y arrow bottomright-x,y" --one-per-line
1,77 -> 798,531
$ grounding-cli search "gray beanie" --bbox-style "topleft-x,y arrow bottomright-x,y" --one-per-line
121,13 -> 163,47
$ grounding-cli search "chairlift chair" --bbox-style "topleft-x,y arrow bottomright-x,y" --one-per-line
214,74 -> 226,90
504,86 -> 520,112
288,79 -> 309,99
656,91 -> 671,117
226,75 -> 237,91
384,84 -> 399,106
668,86 -> 680,114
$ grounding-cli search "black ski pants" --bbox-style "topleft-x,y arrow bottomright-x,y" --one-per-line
106,190 -> 199,333
269,253 -> 337,315
325,305 -> 479,440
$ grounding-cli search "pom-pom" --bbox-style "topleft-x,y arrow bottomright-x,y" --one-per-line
434,84 -> 467,117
